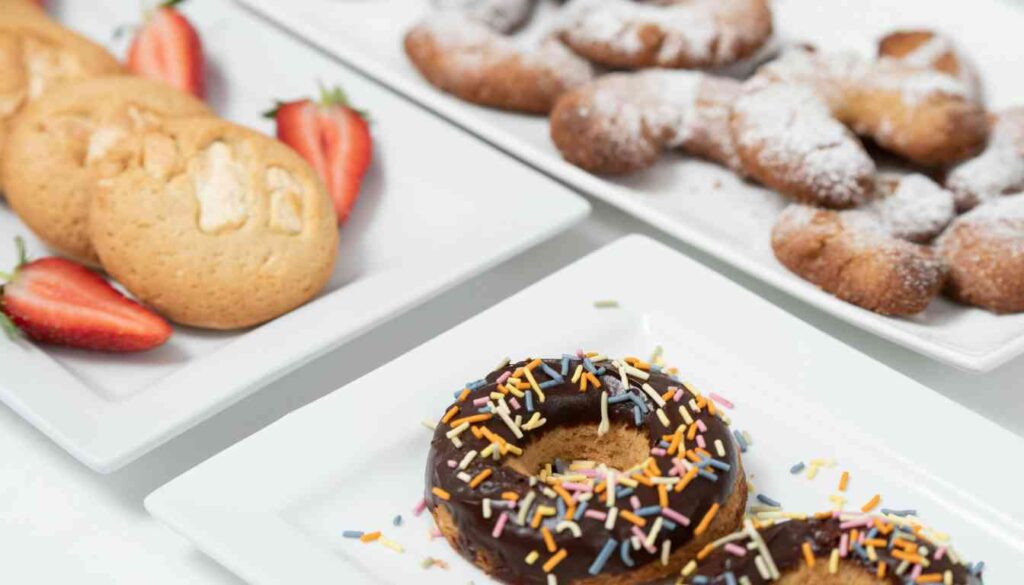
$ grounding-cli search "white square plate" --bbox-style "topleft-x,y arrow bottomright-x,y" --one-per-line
0,0 -> 588,473
146,235 -> 1024,585
237,0 -> 1024,372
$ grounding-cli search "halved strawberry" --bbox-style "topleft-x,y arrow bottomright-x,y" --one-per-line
266,85 -> 372,224
126,0 -> 205,98
0,238 -> 172,352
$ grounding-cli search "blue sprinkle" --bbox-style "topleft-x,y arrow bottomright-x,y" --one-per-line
560,355 -> 571,377
628,393 -> 648,413
588,538 -> 618,575
541,363 -> 562,382
635,505 -> 661,517
574,501 -> 589,521
525,391 -> 534,412
651,364 -> 662,373
615,487 -> 634,499
453,389 -> 464,400
790,462 -> 806,474
658,440 -> 671,449
972,561 -> 986,576
756,494 -> 781,508
881,508 -> 917,517
705,459 -> 731,472
539,379 -> 560,389
866,527 -> 878,540
466,379 -> 486,390
633,405 -> 642,426
619,539 -> 635,567
661,518 -> 677,531
583,358 -> 598,374
554,458 -> 567,473
595,367 -> 606,376
556,498 -> 567,520
852,542 -> 868,561
392,515 -> 403,527
724,572 -> 738,585
733,430 -> 748,453
692,578 -> 709,585
608,394 -> 632,405
342,530 -> 364,539
478,405 -> 492,414
697,469 -> 719,482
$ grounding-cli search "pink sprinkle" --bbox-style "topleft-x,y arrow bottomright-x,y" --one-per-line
708,393 -> 734,409
934,546 -> 947,561
562,482 -> 592,492
632,527 -> 657,553
723,543 -> 747,557
429,528 -> 443,539
650,448 -> 667,456
661,508 -> 691,526
839,534 -> 849,558
473,397 -> 490,406
412,498 -> 428,516
839,518 -> 872,530
447,460 -> 458,468
497,371 -> 511,384
491,512 -> 509,538
696,420 -> 707,432
509,397 -> 521,410
669,387 -> 682,402
910,565 -> 923,580
577,469 -> 598,477
858,532 -> 866,545
696,435 -> 706,449
584,510 -> 607,521
630,496 -> 641,510
576,349 -> 585,358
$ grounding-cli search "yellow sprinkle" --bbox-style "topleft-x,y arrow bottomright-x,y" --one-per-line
525,550 -> 540,565
524,368 -> 545,403
828,549 -> 839,574
656,408 -> 670,427
378,537 -> 404,553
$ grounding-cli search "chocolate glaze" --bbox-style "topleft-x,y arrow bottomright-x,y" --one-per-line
689,517 -> 984,584
425,357 -> 740,584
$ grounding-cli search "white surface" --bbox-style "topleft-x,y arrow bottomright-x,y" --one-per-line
0,0 -> 588,473
238,0 -> 1024,371
7,2 -> 1024,585
146,235 -> 1024,584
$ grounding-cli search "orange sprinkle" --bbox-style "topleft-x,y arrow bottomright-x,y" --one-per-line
694,503 -> 719,536
696,543 -> 715,561
685,450 -> 701,463
675,467 -> 699,493
657,484 -> 669,508
526,358 -> 542,371
469,469 -> 493,489
861,494 -> 882,513
541,527 -> 557,553
360,531 -> 381,543
594,481 -> 607,495
695,447 -> 713,459
531,509 -> 545,529
579,374 -> 588,392
440,406 -> 460,425
501,491 -> 519,501
585,372 -> 602,389
916,575 -> 943,584
877,562 -> 887,579
542,549 -> 567,573
647,458 -> 663,476
450,413 -> 493,427
893,538 -> 918,552
632,474 -> 654,487
470,426 -> 483,439
431,487 -> 451,501
516,382 -> 531,390
686,425 -> 699,441
864,538 -> 887,548
892,550 -> 927,565
801,542 -> 816,567
873,518 -> 894,535
850,530 -> 859,545
814,511 -> 833,520
619,510 -> 647,527
498,384 -> 510,395
457,389 -> 470,402
661,389 -> 675,401
667,429 -> 683,456
565,503 -> 576,521
553,484 -> 573,505
839,471 -> 850,492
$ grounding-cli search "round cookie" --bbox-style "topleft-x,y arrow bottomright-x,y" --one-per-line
89,117 -> 339,330
3,76 -> 212,265
939,193 -> 1024,314
0,13 -> 122,190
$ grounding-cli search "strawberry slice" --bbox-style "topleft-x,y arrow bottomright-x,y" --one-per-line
126,0 -> 205,98
0,238 -> 172,352
267,86 -> 372,224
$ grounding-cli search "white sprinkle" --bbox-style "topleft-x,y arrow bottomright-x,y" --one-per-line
446,421 -> 469,438
605,506 -> 619,530
715,439 -> 726,457
679,405 -> 694,425
483,498 -> 492,519
656,408 -> 670,427
517,491 -> 536,525
598,391 -> 610,436
661,539 -> 672,566
421,419 -> 437,430
644,516 -> 664,548
642,383 -> 666,407
556,521 -> 582,537
547,574 -> 557,585
457,472 -> 472,483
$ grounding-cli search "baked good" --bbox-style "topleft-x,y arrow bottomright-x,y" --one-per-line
556,0 -> 773,70
431,0 -> 537,33
549,71 -> 744,175
939,193 -> 1024,314
681,515 -> 984,584
0,12 -> 123,190
425,354 -> 746,584
945,108 -> 1024,212
878,29 -> 983,103
2,76 -> 211,265
89,117 -> 339,330
771,182 -> 949,316
404,13 -> 594,114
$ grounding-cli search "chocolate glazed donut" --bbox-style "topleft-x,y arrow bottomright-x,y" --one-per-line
425,354 -> 747,585
684,516 -> 984,584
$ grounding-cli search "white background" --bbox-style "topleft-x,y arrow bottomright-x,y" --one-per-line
3,0 -> 1024,582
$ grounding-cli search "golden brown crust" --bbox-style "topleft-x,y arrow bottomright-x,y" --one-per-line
939,195 -> 1024,313
878,29 -> 983,103
557,0 -> 773,70
432,461 -> 747,585
89,117 -> 339,330
2,76 -> 212,265
772,205 -> 946,316
404,14 -> 593,114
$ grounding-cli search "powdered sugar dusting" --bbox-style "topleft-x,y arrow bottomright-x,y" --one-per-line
863,173 -> 956,243
946,108 -> 1024,211
952,192 -> 1024,242
432,0 -> 536,33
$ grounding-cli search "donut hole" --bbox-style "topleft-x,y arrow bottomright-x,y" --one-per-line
505,424 -> 650,477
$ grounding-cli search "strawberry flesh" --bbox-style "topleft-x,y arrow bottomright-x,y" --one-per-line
2,258 -> 172,352
127,6 -> 205,98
